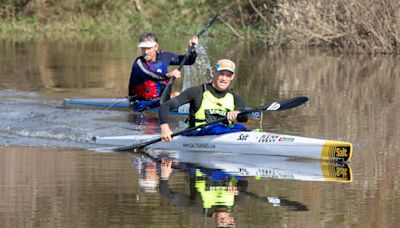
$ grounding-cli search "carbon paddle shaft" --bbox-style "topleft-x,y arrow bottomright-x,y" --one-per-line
160,13 -> 219,104
114,96 -> 309,151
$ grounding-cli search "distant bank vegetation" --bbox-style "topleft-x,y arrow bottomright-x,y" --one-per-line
1,0 -> 399,54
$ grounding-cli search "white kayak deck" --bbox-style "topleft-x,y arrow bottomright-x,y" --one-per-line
94,131 -> 352,162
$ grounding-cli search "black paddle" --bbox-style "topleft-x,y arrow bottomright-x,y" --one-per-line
159,13 -> 219,104
113,96 -> 309,152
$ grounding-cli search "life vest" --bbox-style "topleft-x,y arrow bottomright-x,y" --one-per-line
194,85 -> 235,127
194,169 -> 235,209
134,80 -> 160,99
133,55 -> 168,99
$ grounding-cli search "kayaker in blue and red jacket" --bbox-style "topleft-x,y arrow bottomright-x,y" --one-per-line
128,32 -> 198,101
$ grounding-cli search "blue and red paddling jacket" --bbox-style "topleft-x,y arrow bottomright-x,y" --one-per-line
128,50 -> 197,100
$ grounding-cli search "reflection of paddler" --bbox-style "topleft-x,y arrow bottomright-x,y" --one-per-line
132,155 -> 159,193
194,169 -> 247,227
213,207 -> 235,228
129,113 -> 159,135
195,169 -> 237,209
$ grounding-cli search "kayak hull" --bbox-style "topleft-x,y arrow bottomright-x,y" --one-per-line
63,98 -> 131,109
94,131 -> 352,162
62,97 -> 188,115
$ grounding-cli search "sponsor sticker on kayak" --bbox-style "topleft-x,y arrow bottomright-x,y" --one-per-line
183,143 -> 216,149
237,133 -> 249,141
335,146 -> 350,158
257,134 -> 279,143
321,142 -> 353,162
278,136 -> 295,142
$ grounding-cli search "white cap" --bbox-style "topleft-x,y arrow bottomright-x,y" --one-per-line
138,32 -> 158,48
137,40 -> 157,48
138,179 -> 158,193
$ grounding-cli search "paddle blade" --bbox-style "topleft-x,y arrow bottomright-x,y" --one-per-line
197,13 -> 219,37
262,96 -> 309,112
113,137 -> 162,152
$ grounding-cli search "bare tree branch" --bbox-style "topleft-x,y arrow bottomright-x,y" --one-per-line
249,0 -> 267,22
218,15 -> 245,40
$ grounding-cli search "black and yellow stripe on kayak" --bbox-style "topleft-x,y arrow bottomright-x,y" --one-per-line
321,141 -> 353,162
321,162 -> 352,183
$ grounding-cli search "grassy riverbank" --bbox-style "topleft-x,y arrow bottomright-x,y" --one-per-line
1,0 -> 399,54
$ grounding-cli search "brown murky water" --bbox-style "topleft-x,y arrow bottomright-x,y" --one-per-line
0,39 -> 399,227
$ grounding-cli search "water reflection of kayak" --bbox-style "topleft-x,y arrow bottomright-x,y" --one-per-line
94,131 -> 353,162
146,150 -> 352,183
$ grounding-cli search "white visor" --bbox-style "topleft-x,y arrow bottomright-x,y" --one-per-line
137,41 -> 157,48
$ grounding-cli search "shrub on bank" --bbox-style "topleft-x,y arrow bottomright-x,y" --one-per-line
0,0 -> 398,54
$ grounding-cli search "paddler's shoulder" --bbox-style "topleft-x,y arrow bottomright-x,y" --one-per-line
184,84 -> 205,94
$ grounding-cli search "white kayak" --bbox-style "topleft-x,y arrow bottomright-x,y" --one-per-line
62,97 -> 189,115
94,131 -> 352,162
63,97 -> 131,109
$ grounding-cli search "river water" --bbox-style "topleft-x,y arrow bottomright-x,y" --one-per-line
0,38 -> 399,227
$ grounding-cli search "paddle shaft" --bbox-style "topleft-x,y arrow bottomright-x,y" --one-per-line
160,13 -> 218,104
115,96 -> 309,151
